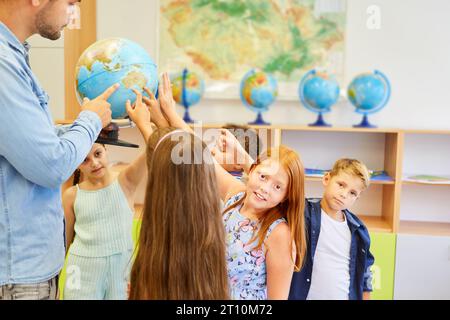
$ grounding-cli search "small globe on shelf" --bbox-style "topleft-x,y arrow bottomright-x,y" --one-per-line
348,70 -> 391,128
76,37 -> 158,120
299,69 -> 340,127
170,69 -> 205,123
240,69 -> 278,125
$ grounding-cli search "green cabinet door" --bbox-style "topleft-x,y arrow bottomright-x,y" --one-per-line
369,232 -> 397,300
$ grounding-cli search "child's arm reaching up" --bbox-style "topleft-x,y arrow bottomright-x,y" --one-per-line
157,72 -> 193,133
214,129 -> 255,174
157,72 -> 244,202
142,87 -> 170,129
119,90 -> 154,201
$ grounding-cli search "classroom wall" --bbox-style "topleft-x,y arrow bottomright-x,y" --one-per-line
28,0 -> 450,129
96,0 -> 450,130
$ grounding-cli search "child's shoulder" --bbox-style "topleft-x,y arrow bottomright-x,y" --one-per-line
62,185 -> 78,204
224,191 -> 246,208
344,209 -> 371,236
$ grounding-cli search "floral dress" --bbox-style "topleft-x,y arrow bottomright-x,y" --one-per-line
223,193 -> 286,300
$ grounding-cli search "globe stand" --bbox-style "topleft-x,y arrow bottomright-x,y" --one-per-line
182,108 -> 196,124
249,112 -> 270,126
354,114 -> 377,128
309,113 -> 331,127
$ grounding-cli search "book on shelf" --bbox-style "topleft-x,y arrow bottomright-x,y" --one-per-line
370,170 -> 394,182
403,174 -> 450,184
305,168 -> 329,178
305,168 -> 393,182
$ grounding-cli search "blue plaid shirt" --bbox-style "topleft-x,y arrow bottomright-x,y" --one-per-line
0,22 -> 102,285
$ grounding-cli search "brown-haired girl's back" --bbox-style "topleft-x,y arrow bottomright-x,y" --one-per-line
129,128 -> 229,300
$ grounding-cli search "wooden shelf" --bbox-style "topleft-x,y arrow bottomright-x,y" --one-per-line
277,125 -> 400,133
403,129 -> 450,135
54,121 -> 450,136
359,215 -> 393,233
306,176 -> 395,185
399,220 -> 450,237
402,180 -> 450,186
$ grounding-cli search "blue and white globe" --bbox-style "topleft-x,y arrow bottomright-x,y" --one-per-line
348,70 -> 391,127
76,38 -> 158,119
299,69 -> 340,126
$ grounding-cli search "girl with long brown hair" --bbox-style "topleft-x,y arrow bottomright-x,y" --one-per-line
129,98 -> 229,299
155,73 -> 307,300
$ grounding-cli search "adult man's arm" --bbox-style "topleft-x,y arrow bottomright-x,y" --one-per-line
0,57 -> 116,189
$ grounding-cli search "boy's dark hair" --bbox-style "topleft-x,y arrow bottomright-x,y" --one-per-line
222,124 -> 261,161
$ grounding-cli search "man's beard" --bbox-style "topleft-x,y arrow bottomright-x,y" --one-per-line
35,6 -> 63,40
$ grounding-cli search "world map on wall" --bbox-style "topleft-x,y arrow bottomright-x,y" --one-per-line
159,0 -> 346,98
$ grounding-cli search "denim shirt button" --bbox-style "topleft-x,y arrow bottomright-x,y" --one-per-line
307,279 -> 310,282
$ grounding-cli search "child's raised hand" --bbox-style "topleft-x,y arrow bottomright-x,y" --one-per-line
126,88 -> 151,127
217,129 -> 245,156
142,87 -> 170,128
158,72 -> 176,114
157,72 -> 193,133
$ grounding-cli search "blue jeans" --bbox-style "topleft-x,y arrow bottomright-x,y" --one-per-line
0,277 -> 58,300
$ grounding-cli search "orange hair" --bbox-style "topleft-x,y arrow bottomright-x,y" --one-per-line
223,145 -> 306,271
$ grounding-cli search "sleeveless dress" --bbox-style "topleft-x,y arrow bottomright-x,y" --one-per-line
63,179 -> 134,300
223,192 -> 287,300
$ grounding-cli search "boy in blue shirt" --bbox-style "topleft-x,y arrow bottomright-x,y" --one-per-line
289,159 -> 375,300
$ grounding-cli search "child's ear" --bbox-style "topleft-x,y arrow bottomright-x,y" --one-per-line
322,172 -> 331,187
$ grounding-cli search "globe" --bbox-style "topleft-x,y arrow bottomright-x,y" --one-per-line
171,69 -> 205,123
299,69 -> 340,127
76,38 -> 158,119
348,70 -> 391,128
240,69 -> 278,125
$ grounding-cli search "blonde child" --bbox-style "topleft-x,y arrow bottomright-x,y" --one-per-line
155,72 -> 307,300
289,159 -> 375,300
62,89 -> 154,300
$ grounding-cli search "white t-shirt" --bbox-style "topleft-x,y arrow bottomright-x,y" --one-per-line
307,209 -> 352,300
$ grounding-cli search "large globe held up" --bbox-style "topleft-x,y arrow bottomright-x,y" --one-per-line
76,38 -> 158,119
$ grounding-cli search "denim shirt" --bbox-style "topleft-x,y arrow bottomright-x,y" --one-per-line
0,22 -> 102,285
289,198 -> 375,300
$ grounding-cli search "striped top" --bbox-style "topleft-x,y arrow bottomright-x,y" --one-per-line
69,179 -> 134,257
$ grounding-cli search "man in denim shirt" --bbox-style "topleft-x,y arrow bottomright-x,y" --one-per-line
0,0 -> 118,299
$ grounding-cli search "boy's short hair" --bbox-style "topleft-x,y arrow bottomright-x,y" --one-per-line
222,124 -> 261,160
329,158 -> 370,189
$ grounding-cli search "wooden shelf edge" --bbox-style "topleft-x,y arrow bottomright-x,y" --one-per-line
359,215 -> 393,233
306,176 -> 395,185
402,181 -> 450,187
399,220 -> 450,237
